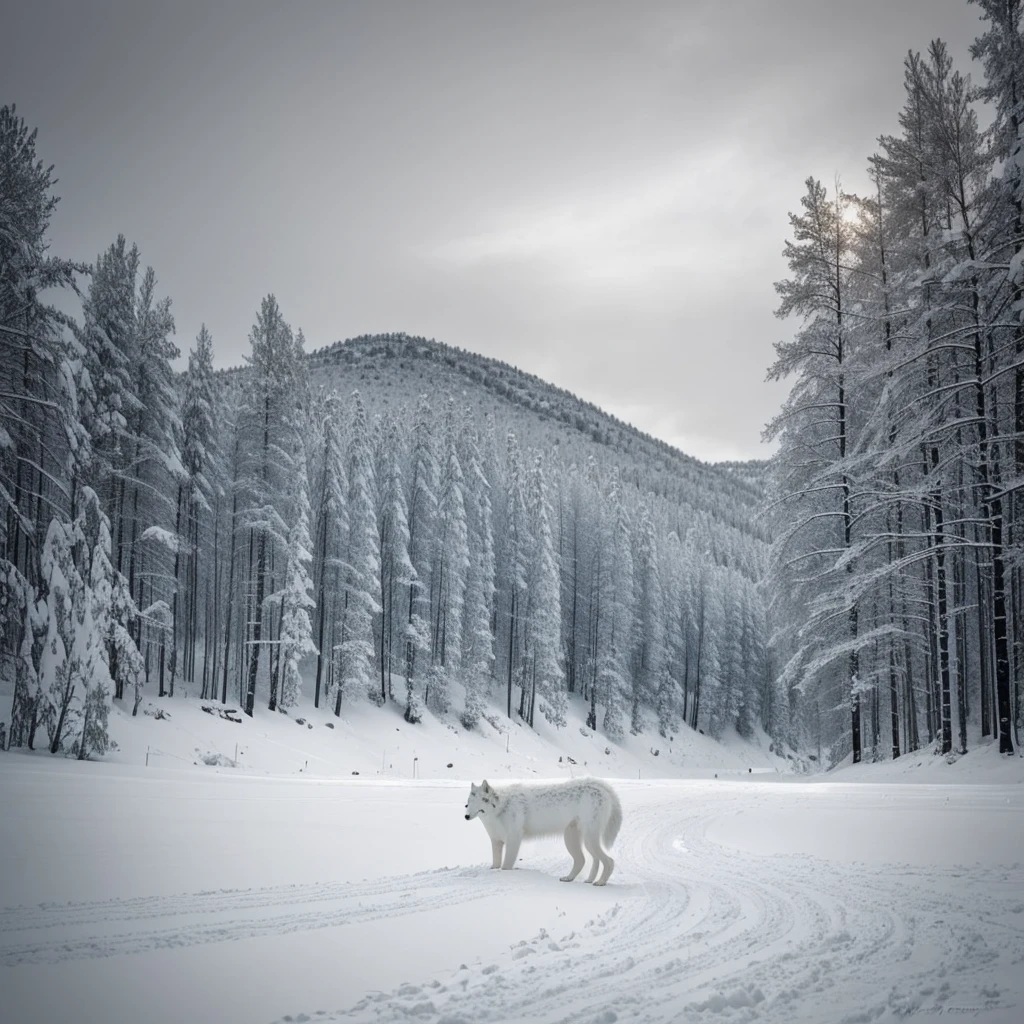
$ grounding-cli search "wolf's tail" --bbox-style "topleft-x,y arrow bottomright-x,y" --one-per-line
603,789 -> 623,848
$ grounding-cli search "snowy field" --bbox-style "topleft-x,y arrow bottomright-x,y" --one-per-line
2,750 -> 1022,1024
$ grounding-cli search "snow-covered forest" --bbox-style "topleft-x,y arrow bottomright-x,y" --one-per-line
4,5 -> 1024,1023
3,0 -> 1024,772
768,4 -> 1023,764
0,112 -> 771,763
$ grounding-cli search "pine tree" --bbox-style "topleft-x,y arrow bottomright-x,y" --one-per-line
970,0 -> 1022,755
768,177 -> 862,762
37,487 -> 139,756
309,393 -> 348,709
277,438 -> 316,709
376,415 -> 415,705
524,452 -> 564,728
0,105 -> 86,747
241,295 -> 295,717
631,500 -> 663,734
460,421 -> 495,729
175,325 -> 216,694
502,431 -> 529,718
80,487 -> 140,751
599,467 -> 634,741
335,392 -> 380,712
427,400 -> 469,715
403,397 -> 436,723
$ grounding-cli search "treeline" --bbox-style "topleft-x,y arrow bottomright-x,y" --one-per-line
1,105 -> 773,758
768,1 -> 1023,763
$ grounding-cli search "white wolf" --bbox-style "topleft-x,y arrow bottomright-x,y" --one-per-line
464,777 -> 623,885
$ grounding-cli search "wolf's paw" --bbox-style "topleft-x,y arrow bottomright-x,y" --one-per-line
592,880 -> 608,887
559,875 -> 575,882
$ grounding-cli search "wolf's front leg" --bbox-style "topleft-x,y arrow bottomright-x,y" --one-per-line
501,836 -> 521,870
491,838 -> 504,869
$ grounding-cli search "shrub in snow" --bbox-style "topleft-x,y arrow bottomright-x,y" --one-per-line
196,750 -> 235,767
78,684 -> 112,759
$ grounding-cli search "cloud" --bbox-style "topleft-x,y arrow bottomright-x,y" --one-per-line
425,146 -> 748,287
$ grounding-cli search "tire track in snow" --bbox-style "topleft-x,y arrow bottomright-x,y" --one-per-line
0,867 -> 493,966
0,867 -> 480,934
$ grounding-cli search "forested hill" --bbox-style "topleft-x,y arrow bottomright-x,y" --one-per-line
199,328 -> 779,747
2,203 -> 779,762
3,96 -> 776,766
304,333 -> 767,535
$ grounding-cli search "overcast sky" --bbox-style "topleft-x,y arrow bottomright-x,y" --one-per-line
2,0 -> 986,461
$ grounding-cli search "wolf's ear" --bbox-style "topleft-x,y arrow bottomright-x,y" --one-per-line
470,783 -> 477,793
481,779 -> 490,792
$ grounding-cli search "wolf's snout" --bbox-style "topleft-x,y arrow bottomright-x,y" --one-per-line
465,813 -> 471,820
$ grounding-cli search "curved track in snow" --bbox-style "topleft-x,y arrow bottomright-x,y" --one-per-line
1,781 -> 1021,1022
269,783 -> 1024,1024
0,867 -> 496,967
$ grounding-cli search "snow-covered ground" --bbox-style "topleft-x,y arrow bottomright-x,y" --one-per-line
60,690 -> 795,782
2,698 -> 1022,1023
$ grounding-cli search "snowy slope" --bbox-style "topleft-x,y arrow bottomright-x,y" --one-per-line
89,686 -> 792,782
86,676 -> 1024,787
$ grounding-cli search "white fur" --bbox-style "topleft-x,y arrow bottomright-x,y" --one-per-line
464,777 -> 623,885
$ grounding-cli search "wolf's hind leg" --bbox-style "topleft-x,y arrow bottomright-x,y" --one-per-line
583,830 -> 604,883
491,838 -> 504,869
594,847 -> 615,886
501,835 -> 521,870
561,821 -> 585,882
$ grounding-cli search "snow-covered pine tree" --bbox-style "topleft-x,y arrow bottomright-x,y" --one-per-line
241,294 -> 296,716
80,487 -> 141,750
38,487 -> 139,756
0,105 -> 86,747
501,431 -> 529,718
460,420 -> 495,730
599,467 -> 635,741
402,396 -> 436,722
214,378 -> 247,706
335,391 -> 380,712
559,465 -> 587,699
375,414 -> 415,705
277,436 -> 316,709
768,177 -> 862,762
174,325 -> 216,695
659,530 -> 689,735
426,400 -> 469,715
309,392 -> 348,709
130,264 -> 182,697
78,240 -> 182,701
631,499 -> 663,734
969,0 -> 1022,755
524,451 -> 564,728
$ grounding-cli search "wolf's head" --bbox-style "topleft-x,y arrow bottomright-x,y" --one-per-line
465,780 -> 496,820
